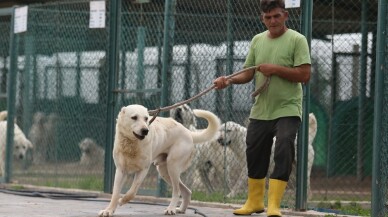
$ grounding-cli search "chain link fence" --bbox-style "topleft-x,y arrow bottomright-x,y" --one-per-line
0,0 -> 384,215
373,1 -> 388,216
0,13 -> 10,111
3,1 -> 109,190
311,1 -> 376,210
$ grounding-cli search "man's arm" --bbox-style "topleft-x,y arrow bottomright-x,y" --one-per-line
258,63 -> 311,83
213,67 -> 256,89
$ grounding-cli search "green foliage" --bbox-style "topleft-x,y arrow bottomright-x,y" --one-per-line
192,191 -> 234,203
317,201 -> 370,217
42,176 -> 103,191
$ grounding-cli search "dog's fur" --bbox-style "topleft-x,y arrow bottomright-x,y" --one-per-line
28,112 -> 46,164
28,112 -> 58,164
79,138 -> 105,167
222,113 -> 317,198
170,104 -> 235,193
0,111 -> 7,121
99,104 -> 221,216
169,104 -> 317,197
0,111 -> 33,175
169,104 -> 197,131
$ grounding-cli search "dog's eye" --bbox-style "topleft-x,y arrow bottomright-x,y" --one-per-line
144,117 -> 148,122
131,116 -> 137,120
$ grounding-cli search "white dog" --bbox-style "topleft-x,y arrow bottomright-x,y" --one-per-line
169,104 -> 197,130
79,138 -> 105,167
220,113 -> 317,198
28,112 -> 58,164
28,112 -> 46,164
0,112 -> 34,175
98,104 -> 220,216
170,104 -> 235,193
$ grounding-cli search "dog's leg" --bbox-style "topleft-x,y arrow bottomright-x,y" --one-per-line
177,180 -> 192,213
199,162 -> 215,193
227,167 -> 248,198
307,144 -> 315,199
119,167 -> 149,205
99,169 -> 127,217
157,163 -> 192,215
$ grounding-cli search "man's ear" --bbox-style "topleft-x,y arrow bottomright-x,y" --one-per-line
283,10 -> 289,19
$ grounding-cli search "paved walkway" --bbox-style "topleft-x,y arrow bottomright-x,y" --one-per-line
0,185 -> 357,217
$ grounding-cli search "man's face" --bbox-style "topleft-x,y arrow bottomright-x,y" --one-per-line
261,7 -> 288,38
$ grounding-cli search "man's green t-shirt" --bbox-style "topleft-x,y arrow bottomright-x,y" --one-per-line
244,29 -> 311,120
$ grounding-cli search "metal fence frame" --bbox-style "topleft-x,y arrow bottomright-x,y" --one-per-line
4,0 -> 388,215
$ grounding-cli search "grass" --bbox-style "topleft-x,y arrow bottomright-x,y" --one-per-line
316,201 -> 371,216
15,175 -> 104,191
191,190 -> 244,204
41,176 -> 104,191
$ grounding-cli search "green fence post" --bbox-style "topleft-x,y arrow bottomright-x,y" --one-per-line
296,0 -> 313,211
226,0 -> 234,121
159,0 -> 175,197
357,0 -> 368,182
23,35 -> 34,133
4,6 -> 18,183
137,26 -> 146,104
160,0 -> 175,113
104,0 -> 121,193
372,0 -> 386,215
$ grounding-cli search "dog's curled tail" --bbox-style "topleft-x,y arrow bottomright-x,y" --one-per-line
191,109 -> 221,144
0,111 -> 7,121
309,113 -> 318,139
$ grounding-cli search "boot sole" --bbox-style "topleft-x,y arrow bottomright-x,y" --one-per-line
233,209 -> 264,215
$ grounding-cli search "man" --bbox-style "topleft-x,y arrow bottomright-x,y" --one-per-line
213,0 -> 311,216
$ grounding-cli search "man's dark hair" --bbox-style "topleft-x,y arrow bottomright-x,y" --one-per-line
260,0 -> 285,13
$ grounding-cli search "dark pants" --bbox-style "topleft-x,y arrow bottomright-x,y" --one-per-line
246,116 -> 301,181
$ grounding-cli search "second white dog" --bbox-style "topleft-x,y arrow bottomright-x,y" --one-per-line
222,113 -> 317,198
79,138 -> 105,167
0,112 -> 33,176
99,104 -> 220,216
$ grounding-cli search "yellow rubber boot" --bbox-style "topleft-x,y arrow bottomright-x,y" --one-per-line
233,178 -> 265,215
267,179 -> 288,217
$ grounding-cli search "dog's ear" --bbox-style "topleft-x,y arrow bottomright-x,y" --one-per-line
27,140 -> 33,149
121,107 -> 126,114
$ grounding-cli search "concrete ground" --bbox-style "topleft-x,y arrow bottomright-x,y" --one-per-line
0,184 -> 358,217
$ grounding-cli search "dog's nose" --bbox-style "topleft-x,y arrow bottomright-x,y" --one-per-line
141,128 -> 149,136
217,138 -> 224,145
19,154 -> 24,159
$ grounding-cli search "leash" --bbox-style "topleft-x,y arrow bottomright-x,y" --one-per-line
148,66 -> 270,124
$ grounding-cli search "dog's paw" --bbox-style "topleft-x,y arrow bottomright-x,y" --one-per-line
98,209 -> 114,217
175,208 -> 185,214
226,191 -> 235,198
119,194 -> 135,206
164,207 -> 177,215
118,198 -> 125,206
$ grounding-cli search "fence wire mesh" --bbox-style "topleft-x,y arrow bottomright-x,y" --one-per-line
3,1 -> 109,191
0,0 -> 381,215
311,1 -> 376,208
0,15 -> 10,110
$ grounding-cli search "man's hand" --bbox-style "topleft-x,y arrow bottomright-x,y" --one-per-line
213,76 -> 232,89
258,63 -> 311,83
257,63 -> 274,77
